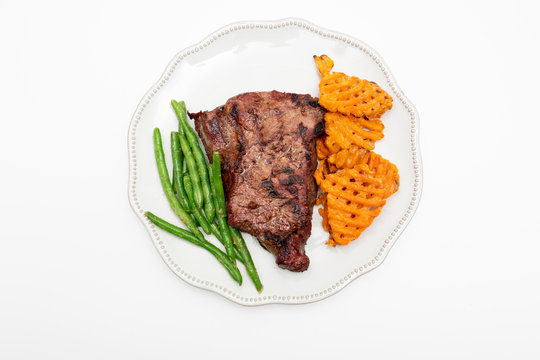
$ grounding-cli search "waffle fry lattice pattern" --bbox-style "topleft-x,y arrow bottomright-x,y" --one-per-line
315,150 -> 399,246
314,55 -> 393,119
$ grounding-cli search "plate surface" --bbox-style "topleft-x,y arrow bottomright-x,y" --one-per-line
128,18 -> 422,305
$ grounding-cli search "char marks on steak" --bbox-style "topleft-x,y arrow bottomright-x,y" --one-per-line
190,91 -> 325,272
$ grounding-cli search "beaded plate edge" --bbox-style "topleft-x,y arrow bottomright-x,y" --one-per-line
127,17 -> 423,306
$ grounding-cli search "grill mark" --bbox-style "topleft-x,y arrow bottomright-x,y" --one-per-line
237,142 -> 244,154
291,93 -> 299,106
279,180 -> 290,186
208,115 -> 220,137
279,175 -> 302,186
250,111 -> 262,133
298,122 -> 307,139
293,201 -> 301,217
282,167 -> 294,174
305,150 -> 312,163
314,121 -> 324,136
289,175 -> 302,183
265,233 -> 287,247
287,185 -> 298,195
261,179 -> 279,198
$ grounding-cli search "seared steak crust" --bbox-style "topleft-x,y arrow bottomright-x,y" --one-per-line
190,91 -> 325,271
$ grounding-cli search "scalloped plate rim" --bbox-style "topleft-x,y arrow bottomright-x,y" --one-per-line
127,17 -> 423,306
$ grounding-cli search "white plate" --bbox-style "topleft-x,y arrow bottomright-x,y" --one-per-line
128,18 -> 422,305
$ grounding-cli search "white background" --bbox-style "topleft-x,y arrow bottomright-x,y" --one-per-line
1,0 -> 539,359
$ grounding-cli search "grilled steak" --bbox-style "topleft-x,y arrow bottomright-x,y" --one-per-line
190,91 -> 325,271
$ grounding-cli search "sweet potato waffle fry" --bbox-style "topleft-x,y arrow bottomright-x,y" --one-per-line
314,54 -> 393,119
316,136 -> 341,160
315,153 -> 399,246
325,112 -> 384,151
313,54 -> 398,246
327,145 -> 370,170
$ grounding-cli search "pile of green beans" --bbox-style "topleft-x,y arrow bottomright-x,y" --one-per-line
145,100 -> 263,293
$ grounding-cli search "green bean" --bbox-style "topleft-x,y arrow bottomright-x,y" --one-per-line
171,100 -> 215,222
207,163 -> 215,199
180,158 -> 195,224
230,227 -> 263,293
212,153 -> 228,218
179,165 -> 200,228
209,222 -> 223,242
184,175 -> 212,235
207,163 -> 244,263
171,168 -> 198,226
171,100 -> 185,137
152,128 -> 204,242
145,212 -> 242,285
212,225 -> 243,263
171,132 -> 191,211
217,217 -> 235,264
177,132 -> 203,209
212,152 -> 236,264
182,157 -> 188,175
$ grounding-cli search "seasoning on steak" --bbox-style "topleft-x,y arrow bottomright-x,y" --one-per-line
190,91 -> 325,272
